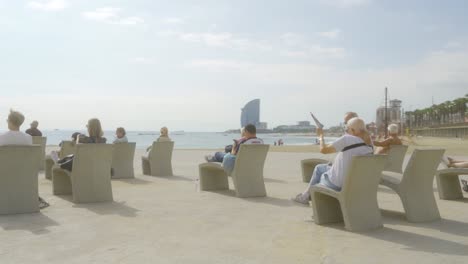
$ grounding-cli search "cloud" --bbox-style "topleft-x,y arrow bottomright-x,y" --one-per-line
131,57 -> 156,65
283,45 -> 346,59
281,33 -> 306,46
320,0 -> 372,8
163,17 -> 185,25
82,7 -> 144,25
159,31 -> 272,51
26,0 -> 67,11
444,41 -> 462,49
317,29 -> 341,39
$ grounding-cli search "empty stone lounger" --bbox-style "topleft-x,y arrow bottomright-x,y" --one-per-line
310,155 -> 387,232
436,168 -> 468,200
0,145 -> 42,215
142,141 -> 174,176
45,141 -> 75,180
300,158 -> 329,182
52,144 -> 113,203
111,142 -> 136,179
32,136 -> 47,170
383,145 -> 408,173
199,144 -> 270,198
380,149 -> 445,222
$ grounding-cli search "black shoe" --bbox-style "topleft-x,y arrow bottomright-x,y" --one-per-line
39,197 -> 50,209
462,180 -> 468,193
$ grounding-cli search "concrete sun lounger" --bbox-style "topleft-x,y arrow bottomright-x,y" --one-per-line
45,141 -> 76,180
383,145 -> 408,173
111,142 -> 136,179
52,144 -> 113,203
380,149 -> 445,222
32,136 -> 47,170
436,168 -> 468,200
300,158 -> 329,183
199,144 -> 270,198
0,145 -> 42,215
142,141 -> 174,176
310,155 -> 387,232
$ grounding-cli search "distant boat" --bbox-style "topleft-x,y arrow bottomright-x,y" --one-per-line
172,131 -> 185,135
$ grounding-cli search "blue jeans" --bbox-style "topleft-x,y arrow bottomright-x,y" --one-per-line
213,152 -> 226,162
222,153 -> 236,175
309,163 -> 341,191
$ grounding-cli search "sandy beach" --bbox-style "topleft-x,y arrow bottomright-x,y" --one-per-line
0,143 -> 467,264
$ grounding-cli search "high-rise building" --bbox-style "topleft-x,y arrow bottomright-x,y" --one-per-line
241,99 -> 261,127
376,99 -> 402,134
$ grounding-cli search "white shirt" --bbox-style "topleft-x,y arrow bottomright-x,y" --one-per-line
0,131 -> 33,146
243,138 -> 264,145
327,134 -> 373,188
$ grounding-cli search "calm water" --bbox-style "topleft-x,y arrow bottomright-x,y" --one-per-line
25,130 -> 338,149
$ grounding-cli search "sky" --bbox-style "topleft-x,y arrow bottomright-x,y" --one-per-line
0,0 -> 467,131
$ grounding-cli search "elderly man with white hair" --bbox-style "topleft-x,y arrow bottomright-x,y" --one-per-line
293,117 -> 374,205
373,124 -> 402,154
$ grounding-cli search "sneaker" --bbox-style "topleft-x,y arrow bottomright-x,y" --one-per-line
204,154 -> 215,162
38,197 -> 50,209
291,193 -> 310,205
462,180 -> 468,193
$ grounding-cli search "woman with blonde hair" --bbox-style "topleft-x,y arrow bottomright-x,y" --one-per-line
157,127 -> 171,142
78,118 -> 107,143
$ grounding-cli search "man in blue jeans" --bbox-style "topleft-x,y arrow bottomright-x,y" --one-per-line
205,124 -> 263,174
292,117 -> 373,205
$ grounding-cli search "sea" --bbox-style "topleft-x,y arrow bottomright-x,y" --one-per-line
18,130 -> 339,150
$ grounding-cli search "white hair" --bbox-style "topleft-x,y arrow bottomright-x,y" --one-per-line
347,117 -> 367,132
388,124 -> 399,134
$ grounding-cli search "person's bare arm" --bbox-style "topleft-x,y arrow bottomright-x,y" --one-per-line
231,140 -> 238,155
317,128 -> 336,154
373,138 -> 392,147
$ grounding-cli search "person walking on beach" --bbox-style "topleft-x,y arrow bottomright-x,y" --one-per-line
373,124 -> 402,154
293,117 -> 373,205
25,120 -> 42,137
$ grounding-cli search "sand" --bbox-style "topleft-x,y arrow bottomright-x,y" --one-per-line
0,145 -> 467,263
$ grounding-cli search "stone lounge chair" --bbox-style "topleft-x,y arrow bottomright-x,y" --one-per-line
199,144 -> 270,198
111,142 -> 136,179
380,149 -> 445,222
310,155 -> 387,232
436,168 -> 468,200
142,141 -> 174,176
383,145 -> 408,173
32,136 -> 47,170
45,141 -> 75,180
0,145 -> 41,215
52,144 -> 113,203
300,158 -> 329,183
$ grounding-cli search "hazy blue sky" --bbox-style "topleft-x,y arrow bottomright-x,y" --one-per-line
0,0 -> 467,131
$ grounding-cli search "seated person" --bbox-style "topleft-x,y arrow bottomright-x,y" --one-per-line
25,120 -> 43,137
293,117 -> 374,205
0,110 -> 33,145
205,124 -> 264,174
51,132 -> 81,162
146,127 -> 171,152
78,118 -> 107,144
373,124 -> 402,154
0,110 -> 48,208
113,127 -> 128,143
444,157 -> 468,168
